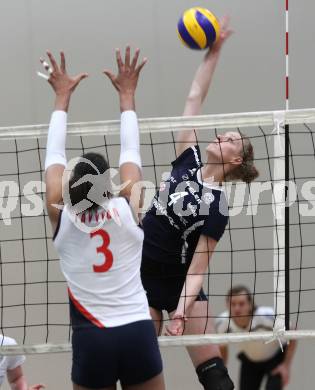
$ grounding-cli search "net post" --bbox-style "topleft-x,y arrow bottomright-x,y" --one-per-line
273,111 -> 286,333
285,123 -> 290,330
285,0 -> 290,332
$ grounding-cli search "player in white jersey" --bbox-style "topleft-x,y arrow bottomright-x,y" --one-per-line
42,48 -> 164,390
0,335 -> 44,389
215,285 -> 297,390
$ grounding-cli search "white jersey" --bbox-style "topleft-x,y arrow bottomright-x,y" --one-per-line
54,197 -> 151,327
216,306 -> 281,362
0,336 -> 25,385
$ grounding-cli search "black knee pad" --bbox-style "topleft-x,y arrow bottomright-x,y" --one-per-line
196,357 -> 234,390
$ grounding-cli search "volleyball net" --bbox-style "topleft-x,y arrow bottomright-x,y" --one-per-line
0,108 -> 315,354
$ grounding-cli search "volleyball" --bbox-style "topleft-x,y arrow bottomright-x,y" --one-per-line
177,7 -> 220,50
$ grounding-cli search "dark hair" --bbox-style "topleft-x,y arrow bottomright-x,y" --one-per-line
225,133 -> 259,184
226,285 -> 256,313
68,152 -> 111,211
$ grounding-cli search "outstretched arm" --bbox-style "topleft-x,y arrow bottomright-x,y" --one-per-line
176,16 -> 233,157
43,51 -> 88,232
166,235 -> 217,336
104,46 -> 147,216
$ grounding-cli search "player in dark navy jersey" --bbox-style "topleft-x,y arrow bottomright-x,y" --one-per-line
143,144 -> 229,267
141,17 -> 259,390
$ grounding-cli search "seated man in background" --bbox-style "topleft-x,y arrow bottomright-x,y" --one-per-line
215,285 -> 296,390
0,334 -> 44,390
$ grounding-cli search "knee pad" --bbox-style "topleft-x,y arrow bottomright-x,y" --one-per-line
196,357 -> 234,390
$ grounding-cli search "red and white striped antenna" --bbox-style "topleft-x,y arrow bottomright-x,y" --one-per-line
285,0 -> 289,110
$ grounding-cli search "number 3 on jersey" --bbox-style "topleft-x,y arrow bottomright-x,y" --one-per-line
90,229 -> 113,273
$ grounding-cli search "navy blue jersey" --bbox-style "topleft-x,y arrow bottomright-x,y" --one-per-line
142,145 -> 229,265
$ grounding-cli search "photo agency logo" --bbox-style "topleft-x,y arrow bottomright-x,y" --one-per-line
55,156 -> 127,233
0,179 -> 44,225
0,170 -> 315,228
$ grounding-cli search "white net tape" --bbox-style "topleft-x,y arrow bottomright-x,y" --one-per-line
0,108 -> 315,354
1,331 -> 315,355
0,108 -> 315,139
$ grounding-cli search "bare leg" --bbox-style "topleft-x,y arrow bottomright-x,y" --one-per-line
122,373 -> 165,390
150,307 -> 164,336
169,301 -> 221,368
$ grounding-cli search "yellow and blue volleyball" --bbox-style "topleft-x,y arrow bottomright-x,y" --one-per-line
177,7 -> 220,50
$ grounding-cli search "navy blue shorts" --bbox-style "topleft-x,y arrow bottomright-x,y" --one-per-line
71,304 -> 163,388
141,257 -> 207,313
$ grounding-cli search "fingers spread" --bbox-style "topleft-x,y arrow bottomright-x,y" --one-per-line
220,15 -> 230,31
124,45 -> 131,67
116,48 -> 123,71
75,73 -> 89,83
60,51 -> 66,72
131,48 -> 140,70
135,57 -> 147,75
219,15 -> 234,40
46,51 -> 59,73
103,69 -> 115,82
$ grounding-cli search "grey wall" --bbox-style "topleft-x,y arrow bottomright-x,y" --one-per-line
0,0 -> 314,129
0,0 -> 315,389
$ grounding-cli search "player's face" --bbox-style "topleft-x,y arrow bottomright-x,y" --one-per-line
206,131 -> 244,165
228,294 -> 252,326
